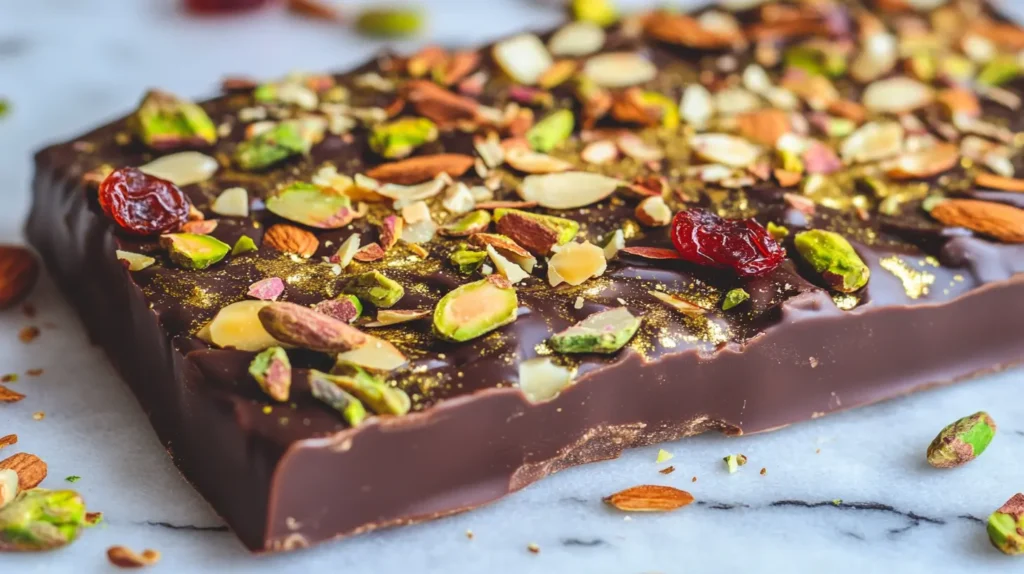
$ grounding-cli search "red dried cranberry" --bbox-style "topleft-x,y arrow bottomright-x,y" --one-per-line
670,209 -> 785,277
98,168 -> 191,236
184,0 -> 275,14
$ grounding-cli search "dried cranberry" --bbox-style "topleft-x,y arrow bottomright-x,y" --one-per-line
184,0 -> 275,14
670,209 -> 785,277
98,168 -> 191,236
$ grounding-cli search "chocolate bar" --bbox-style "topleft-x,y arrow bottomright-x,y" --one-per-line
26,0 -> 1024,552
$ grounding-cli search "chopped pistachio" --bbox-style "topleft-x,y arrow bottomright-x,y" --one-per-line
721,288 -> 750,311
433,276 -> 519,342
723,454 -> 747,474
248,346 -> 292,403
527,109 -> 575,153
131,90 -> 216,150
320,365 -> 410,416
450,247 -> 488,274
233,122 -> 310,171
656,449 -> 673,463
160,233 -> 230,270
766,222 -> 789,240
977,56 -> 1020,87
266,182 -> 354,229
439,210 -> 492,238
369,117 -> 438,159
337,271 -> 405,308
309,370 -> 368,426
988,493 -> 1024,555
926,411 -> 996,469
355,7 -> 424,37
231,235 -> 258,256
549,307 -> 640,354
572,0 -> 617,26
0,489 -> 91,551
115,250 -> 156,272
793,230 -> 870,293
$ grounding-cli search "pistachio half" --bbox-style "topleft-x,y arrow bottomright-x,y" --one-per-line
433,276 -> 519,342
793,230 -> 870,293
337,271 -> 405,309
248,346 -> 291,402
549,307 -> 640,354
160,233 -> 230,270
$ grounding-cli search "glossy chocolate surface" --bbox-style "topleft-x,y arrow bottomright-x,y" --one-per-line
26,0 -> 1024,552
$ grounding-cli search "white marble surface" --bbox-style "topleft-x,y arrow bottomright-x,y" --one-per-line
1,0 -> 1023,571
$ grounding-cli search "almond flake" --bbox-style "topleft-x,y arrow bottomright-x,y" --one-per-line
0,469 -> 16,507
518,172 -> 621,209
442,182 -> 475,214
635,196 -> 672,227
603,229 -> 625,260
493,34 -> 552,86
332,233 -> 361,269
487,245 -> 530,284
548,242 -> 606,286
582,52 -> 657,88
335,335 -> 408,372
650,290 -> 706,316
548,21 -> 606,57
862,76 -> 934,115
518,357 -> 574,403
363,309 -> 430,328
617,133 -> 664,162
887,143 -> 960,180
474,132 -> 505,168
679,84 -> 714,129
840,121 -> 904,164
603,485 -> 694,512
210,187 -> 249,218
138,151 -> 218,186
714,87 -> 761,116
377,174 -> 451,209
505,148 -> 574,174
690,133 -> 761,168
581,140 -> 619,165
621,246 -> 682,260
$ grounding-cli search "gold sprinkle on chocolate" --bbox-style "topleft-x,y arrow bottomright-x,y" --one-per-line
879,256 -> 935,300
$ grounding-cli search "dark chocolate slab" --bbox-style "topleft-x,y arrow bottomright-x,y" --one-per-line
27,0 -> 1024,551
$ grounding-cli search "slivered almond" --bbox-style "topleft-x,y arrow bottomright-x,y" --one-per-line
735,109 -> 791,146
650,290 -> 707,316
581,140 -> 619,165
886,143 -> 959,180
475,200 -> 539,210
366,154 -> 475,185
0,384 -> 24,403
0,452 -> 47,490
621,246 -> 682,260
603,484 -> 695,512
0,434 -> 16,450
975,173 -> 1024,193
617,134 -> 664,163
931,199 -> 1024,243
505,149 -> 573,174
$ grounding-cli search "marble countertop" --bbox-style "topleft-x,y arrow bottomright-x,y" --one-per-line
1,0 -> 1023,571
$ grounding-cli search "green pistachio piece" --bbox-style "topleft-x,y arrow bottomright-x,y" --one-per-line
493,208 -> 579,255
988,493 -> 1024,555
355,7 -> 424,38
316,365 -> 410,416
721,288 -> 750,311
309,370 -> 368,426
433,275 -> 519,342
342,294 -> 364,320
940,55 -> 976,85
549,307 -> 640,354
907,52 -> 936,83
526,109 -> 575,153
784,46 -> 845,78
313,296 -> 363,324
825,117 -> 856,138
131,90 -> 217,150
0,489 -> 90,552
778,148 -> 805,173
766,222 -> 789,240
439,210 -> 492,238
723,454 -> 747,474
337,271 -> 405,308
233,122 -> 310,171
0,98 -> 9,119
793,230 -> 870,293
639,91 -> 680,129
926,411 -> 996,469
572,0 -> 618,26
115,250 -> 156,272
450,247 -> 488,274
248,346 -> 291,403
265,182 -> 355,229
369,117 -> 438,159
160,233 -> 230,270
231,235 -> 258,256
978,56 -> 1020,87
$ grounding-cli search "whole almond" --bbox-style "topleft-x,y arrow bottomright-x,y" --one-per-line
975,173 -> 1024,193
735,109 -> 791,147
931,199 -> 1024,243
603,484 -> 694,512
263,224 -> 319,257
0,246 -> 39,310
0,452 -> 47,490
366,154 -> 475,185
401,80 -> 481,126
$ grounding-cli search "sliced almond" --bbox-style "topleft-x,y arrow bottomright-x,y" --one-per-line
621,246 -> 683,260
714,87 -> 762,116
331,233 -> 361,269
617,133 -> 664,163
366,154 -> 474,185
518,172 -> 621,209
582,52 -> 657,88
505,148 -> 574,174
335,335 -> 408,372
690,133 -> 761,168
115,250 -> 156,272
603,485 -> 694,512
862,76 -> 934,115
975,172 -> 1024,193
603,229 -> 625,260
679,83 -> 715,129
486,245 -> 530,284
581,140 -> 619,165
474,132 -> 505,169
210,187 -> 249,218
548,21 -> 606,57
138,151 -> 218,187
377,175 -> 450,208
930,199 -> 1024,243
635,196 -> 672,227
207,300 -> 278,352
518,357 -> 573,403
363,309 -> 430,328
840,121 -> 904,164
547,242 -> 606,286
650,290 -> 706,316
493,34 -> 553,86
887,143 -> 960,180
0,452 -> 47,490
